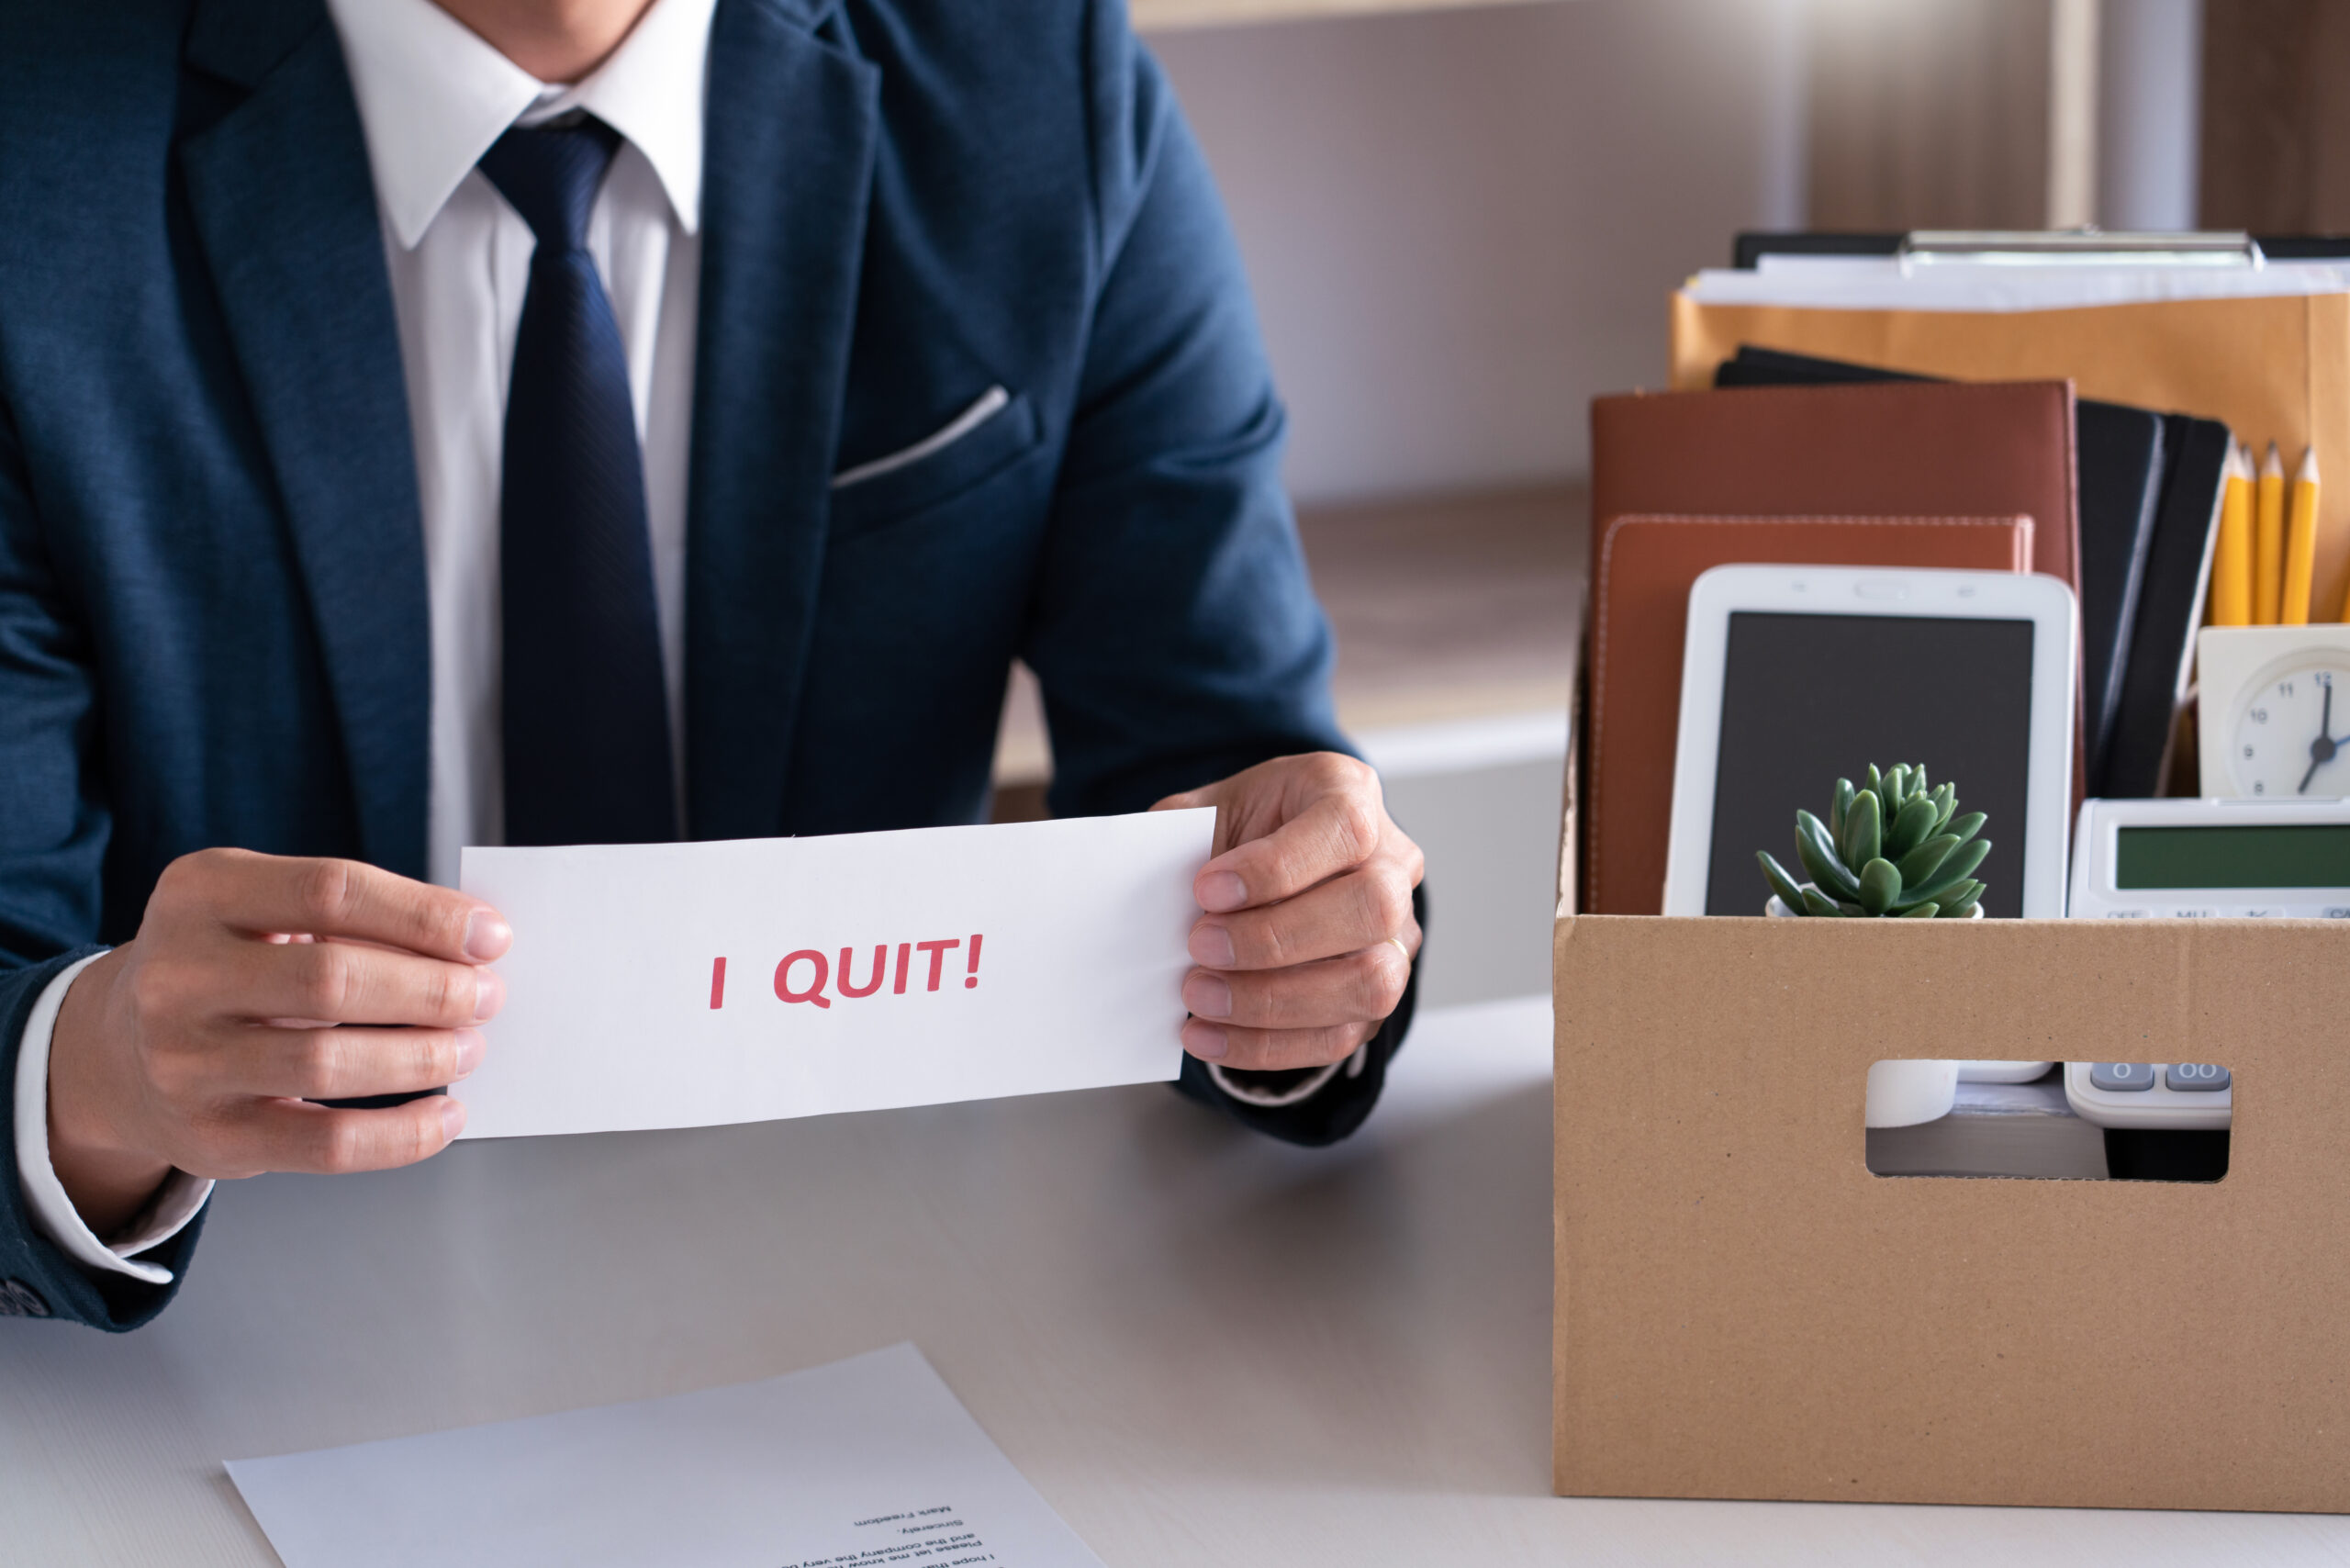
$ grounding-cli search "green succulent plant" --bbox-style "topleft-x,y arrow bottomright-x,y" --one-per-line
1757,763 -> 1989,919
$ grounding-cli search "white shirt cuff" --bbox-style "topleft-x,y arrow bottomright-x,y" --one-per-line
13,953 -> 213,1285
1205,1040 -> 1369,1110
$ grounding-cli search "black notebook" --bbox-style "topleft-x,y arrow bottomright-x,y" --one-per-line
1716,347 -> 2175,794
2103,414 -> 2229,797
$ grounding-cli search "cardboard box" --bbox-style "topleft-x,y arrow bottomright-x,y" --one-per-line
1550,913 -> 2350,1512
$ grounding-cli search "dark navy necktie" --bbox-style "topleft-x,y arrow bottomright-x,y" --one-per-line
478,117 -> 677,847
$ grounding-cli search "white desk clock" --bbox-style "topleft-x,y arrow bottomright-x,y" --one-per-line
2197,623 -> 2350,798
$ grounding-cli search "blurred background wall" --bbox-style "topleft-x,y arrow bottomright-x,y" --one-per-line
1150,0 -> 2280,505
2199,0 -> 2350,230
1153,0 -> 1808,506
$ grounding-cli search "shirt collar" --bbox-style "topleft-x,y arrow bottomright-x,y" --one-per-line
324,0 -> 714,250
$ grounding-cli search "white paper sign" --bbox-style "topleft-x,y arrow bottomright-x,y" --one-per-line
227,1343 -> 1107,1568
456,811 -> 1214,1139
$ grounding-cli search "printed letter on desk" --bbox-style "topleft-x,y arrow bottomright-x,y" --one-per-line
455,812 -> 1214,1138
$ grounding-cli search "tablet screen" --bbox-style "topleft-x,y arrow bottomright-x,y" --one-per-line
1704,611 -> 2037,917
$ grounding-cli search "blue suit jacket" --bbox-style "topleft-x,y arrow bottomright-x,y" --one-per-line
0,0 -> 1408,1331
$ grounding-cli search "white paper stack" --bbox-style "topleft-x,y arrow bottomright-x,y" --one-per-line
1685,255 -> 2350,312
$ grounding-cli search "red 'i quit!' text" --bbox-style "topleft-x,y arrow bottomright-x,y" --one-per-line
706,936 -> 986,1011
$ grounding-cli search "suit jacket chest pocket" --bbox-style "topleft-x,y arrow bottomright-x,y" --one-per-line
827,386 -> 1043,538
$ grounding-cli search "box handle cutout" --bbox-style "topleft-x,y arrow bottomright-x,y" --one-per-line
1863,1059 -> 2230,1182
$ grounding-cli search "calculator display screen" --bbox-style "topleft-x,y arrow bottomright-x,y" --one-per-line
1707,612 -> 2036,916
2115,824 -> 2350,889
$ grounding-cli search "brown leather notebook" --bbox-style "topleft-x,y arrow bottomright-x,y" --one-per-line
1584,514 -> 2035,915
1583,381 -> 2080,915
1591,381 -> 2079,588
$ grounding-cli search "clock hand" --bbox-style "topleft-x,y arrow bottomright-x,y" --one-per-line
2304,686 -> 2341,794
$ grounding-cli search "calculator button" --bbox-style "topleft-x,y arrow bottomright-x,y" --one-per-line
2165,1063 -> 2232,1092
2105,910 -> 2148,919
2089,1062 -> 2156,1092
2327,907 -> 2350,919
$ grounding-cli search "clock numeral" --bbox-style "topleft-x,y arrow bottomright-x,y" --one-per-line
2322,671 -> 2336,689
2244,744 -> 2256,758
2280,680 -> 2298,698
2251,707 -> 2268,723
2255,780 -> 2267,794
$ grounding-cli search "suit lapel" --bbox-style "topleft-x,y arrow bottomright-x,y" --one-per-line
181,0 -> 431,879
686,0 -> 880,840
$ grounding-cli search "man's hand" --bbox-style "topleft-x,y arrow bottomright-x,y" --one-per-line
1153,754 -> 1423,1073
45,850 -> 511,1238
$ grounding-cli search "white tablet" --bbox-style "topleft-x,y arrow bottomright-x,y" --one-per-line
1662,564 -> 2077,918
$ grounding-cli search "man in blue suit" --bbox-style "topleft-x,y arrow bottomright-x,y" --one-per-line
0,0 -> 1426,1331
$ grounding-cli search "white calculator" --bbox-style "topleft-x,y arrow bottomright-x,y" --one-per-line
2061,1059 -> 2232,1130
2066,796 -> 2350,919
2056,797 -> 2350,1132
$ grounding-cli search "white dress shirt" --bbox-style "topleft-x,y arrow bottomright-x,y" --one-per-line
341,0 -> 711,885
15,0 -> 716,1282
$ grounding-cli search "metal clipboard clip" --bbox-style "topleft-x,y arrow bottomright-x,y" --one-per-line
1897,228 -> 2266,272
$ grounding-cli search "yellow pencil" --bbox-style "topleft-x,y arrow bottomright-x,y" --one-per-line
2283,443 -> 2322,624
2255,440 -> 2287,624
2211,438 -> 2255,626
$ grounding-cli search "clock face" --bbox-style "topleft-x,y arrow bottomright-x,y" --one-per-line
2229,658 -> 2350,798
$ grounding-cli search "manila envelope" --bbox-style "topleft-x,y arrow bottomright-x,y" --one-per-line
1671,291 -> 2350,622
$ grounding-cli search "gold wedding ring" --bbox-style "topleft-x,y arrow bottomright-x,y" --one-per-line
1383,935 -> 1412,966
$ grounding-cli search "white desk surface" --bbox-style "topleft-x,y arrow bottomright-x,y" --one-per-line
6,995 -> 2347,1565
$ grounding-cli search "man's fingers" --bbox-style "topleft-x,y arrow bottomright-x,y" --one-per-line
1194,795 -> 1381,918
211,937 -> 502,1029
227,1025 -> 485,1103
185,1091 -> 464,1175
164,849 -> 510,961
1181,942 -> 1409,1034
1189,857 -> 1418,971
1181,1017 -> 1376,1073
194,1094 -> 466,1178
